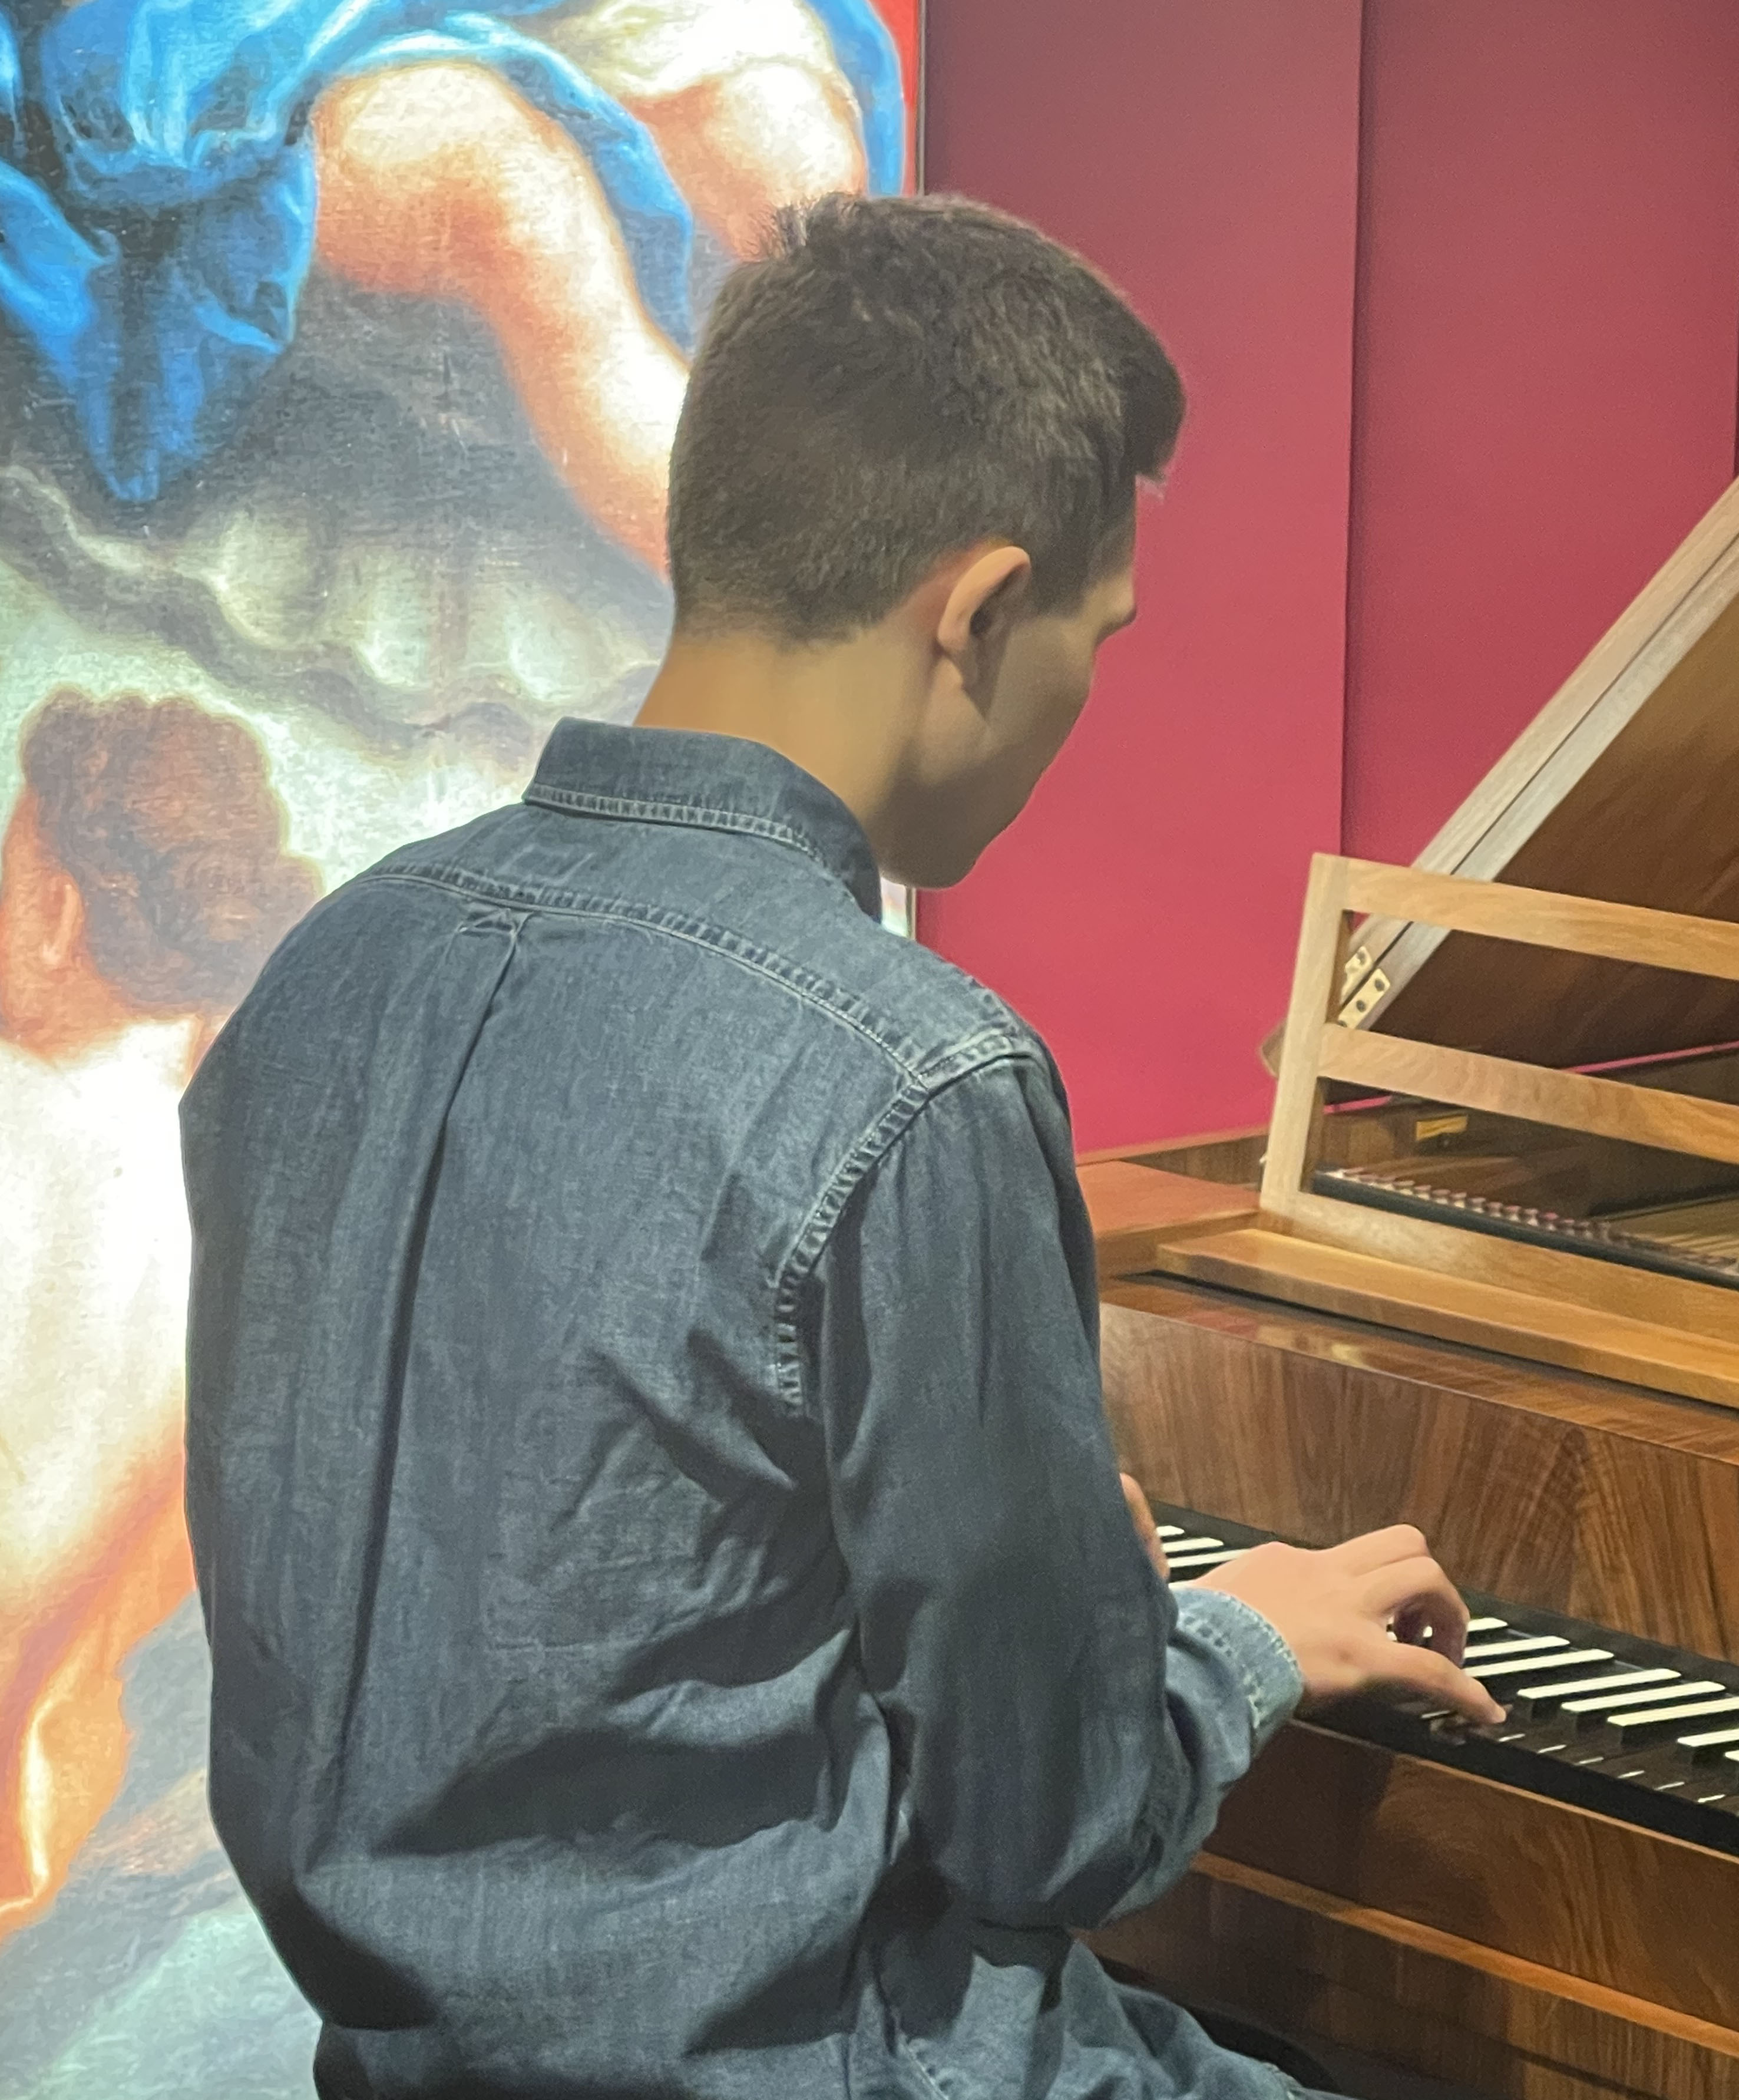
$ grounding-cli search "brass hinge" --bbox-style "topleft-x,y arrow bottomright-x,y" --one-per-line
1336,966 -> 1390,1028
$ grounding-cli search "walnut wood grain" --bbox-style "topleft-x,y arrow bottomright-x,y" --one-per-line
1345,855 -> 1739,982
1088,1853 -> 1739,2100
1077,1124 -> 1267,1181
1091,1107 -> 1739,2091
1373,579 -> 1739,1067
1262,476 -> 1739,1069
1279,1187 -> 1739,1344
1238,848 -> 1739,1408
1195,1723 -> 1739,2029
1339,473 -> 1739,1068
1098,1282 -> 1739,1660
1320,1022 -> 1739,1170
1078,1161 -> 1257,1280
1399,476 -> 1739,897
1117,1209 -> 1739,1402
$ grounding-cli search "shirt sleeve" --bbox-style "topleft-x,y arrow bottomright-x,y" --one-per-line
806,1052 -> 1302,1933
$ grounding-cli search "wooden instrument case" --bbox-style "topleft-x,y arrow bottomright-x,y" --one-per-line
1082,480 -> 1739,2096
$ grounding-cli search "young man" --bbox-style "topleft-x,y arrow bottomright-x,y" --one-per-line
182,195 -> 1501,2100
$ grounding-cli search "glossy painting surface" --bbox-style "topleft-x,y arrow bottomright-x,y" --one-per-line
0,4 -> 918,2087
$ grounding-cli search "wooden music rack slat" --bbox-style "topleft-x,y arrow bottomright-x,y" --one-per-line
1131,853 -> 1739,1411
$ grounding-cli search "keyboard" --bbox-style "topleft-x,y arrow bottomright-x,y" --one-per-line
1154,1500 -> 1739,1857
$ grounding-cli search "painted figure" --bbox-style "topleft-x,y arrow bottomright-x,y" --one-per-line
0,0 -> 910,777
0,693 -> 318,1942
1,0 -> 900,560
0,6 -> 915,2086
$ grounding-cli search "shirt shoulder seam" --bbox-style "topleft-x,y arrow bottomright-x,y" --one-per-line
769,1045 -> 1059,1411
362,866 -> 1019,1084
363,864 -> 1027,1081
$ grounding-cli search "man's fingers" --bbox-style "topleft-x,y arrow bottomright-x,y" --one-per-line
1201,1521 -> 1493,1716
1393,1594 -> 1467,1666
1361,1556 -> 1470,1647
1373,1639 -> 1505,1726
1325,1524 -> 1429,1575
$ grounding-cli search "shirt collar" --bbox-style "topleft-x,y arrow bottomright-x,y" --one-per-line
524,719 -> 885,921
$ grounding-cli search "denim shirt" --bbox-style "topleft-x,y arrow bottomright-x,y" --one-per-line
181,720 -> 1305,2100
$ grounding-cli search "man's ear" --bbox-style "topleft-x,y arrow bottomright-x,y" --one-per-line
936,545 -> 1033,698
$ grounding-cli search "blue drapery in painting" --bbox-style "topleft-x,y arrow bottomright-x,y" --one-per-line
0,0 -> 904,504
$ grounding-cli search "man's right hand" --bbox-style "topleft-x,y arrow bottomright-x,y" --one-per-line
1197,1524 -> 1506,1727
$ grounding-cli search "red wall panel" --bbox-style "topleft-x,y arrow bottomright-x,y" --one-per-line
923,3 -> 1739,1148
921,0 -> 1363,1148
1344,1 -> 1739,867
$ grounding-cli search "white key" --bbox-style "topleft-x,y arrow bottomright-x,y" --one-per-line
1163,1538 -> 1225,1556
1466,1646 -> 1611,1683
1727,1748 -> 1739,1765
1677,1723 -> 1739,1753
1463,1635 -> 1571,1662
1466,1617 -> 1508,1635
1156,1526 -> 1188,1540
1609,1696 -> 1739,1740
1563,1678 -> 1725,1716
1514,1666 -> 1677,1705
1169,1549 -> 1246,1574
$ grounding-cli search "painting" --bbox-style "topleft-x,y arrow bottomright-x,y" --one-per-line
0,5 -> 921,2089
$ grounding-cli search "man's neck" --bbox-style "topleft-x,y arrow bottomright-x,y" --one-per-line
635,628 -> 921,856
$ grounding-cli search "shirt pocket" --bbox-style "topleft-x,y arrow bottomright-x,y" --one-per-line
482,1465 -> 712,1652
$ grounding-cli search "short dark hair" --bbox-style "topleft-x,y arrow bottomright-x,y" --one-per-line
667,193 -> 1185,642
22,690 -> 320,1015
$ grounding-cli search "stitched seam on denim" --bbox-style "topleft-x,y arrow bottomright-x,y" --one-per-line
769,1047 -> 1056,1414
1192,1608 -> 1294,1721
1175,1590 -> 1303,1736
890,2029 -> 953,2100
523,782 -> 845,877
363,867 -> 1007,1081
371,856 -> 1023,1049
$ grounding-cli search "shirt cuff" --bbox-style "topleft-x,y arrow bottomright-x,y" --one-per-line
1171,1586 -> 1303,1750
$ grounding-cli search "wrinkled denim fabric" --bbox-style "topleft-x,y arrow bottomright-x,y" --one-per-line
183,719 -> 1308,2099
